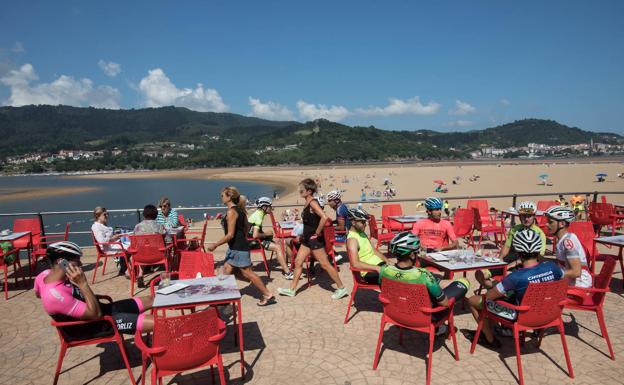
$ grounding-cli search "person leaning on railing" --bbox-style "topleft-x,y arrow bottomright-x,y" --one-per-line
34,241 -> 154,337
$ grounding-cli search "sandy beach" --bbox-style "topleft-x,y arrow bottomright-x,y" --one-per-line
0,186 -> 99,203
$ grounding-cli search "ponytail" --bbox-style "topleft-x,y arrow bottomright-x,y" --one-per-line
222,186 -> 248,222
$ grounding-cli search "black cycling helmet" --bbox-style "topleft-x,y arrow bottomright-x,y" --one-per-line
347,208 -> 370,221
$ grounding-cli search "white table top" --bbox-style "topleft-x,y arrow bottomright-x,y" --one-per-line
594,235 -> 624,246
388,215 -> 426,223
0,231 -> 30,242
279,221 -> 297,229
153,275 -> 241,308
421,250 -> 507,272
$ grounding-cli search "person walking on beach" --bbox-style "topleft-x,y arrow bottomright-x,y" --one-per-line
277,178 -> 348,299
207,186 -> 277,306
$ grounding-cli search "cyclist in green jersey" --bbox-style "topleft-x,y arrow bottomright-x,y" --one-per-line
345,208 -> 390,283
381,232 -> 470,324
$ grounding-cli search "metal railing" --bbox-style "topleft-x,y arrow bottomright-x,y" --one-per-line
1,190 -> 622,246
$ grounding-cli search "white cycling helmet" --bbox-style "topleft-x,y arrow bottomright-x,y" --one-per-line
512,229 -> 542,254
316,197 -> 326,208
255,197 -> 273,208
544,206 -> 575,223
326,190 -> 342,201
347,208 -> 369,221
47,241 -> 83,260
517,201 -> 537,215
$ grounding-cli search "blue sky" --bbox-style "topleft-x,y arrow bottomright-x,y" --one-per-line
1,1 -> 623,133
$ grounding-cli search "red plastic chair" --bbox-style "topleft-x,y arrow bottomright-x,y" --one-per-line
472,208 -> 504,249
0,245 -> 25,300
467,199 -> 495,226
91,231 -> 131,284
269,212 -> 293,262
31,223 -> 70,275
127,234 -> 173,296
452,208 -> 475,249
175,219 -> 208,251
51,295 -> 137,385
470,280 -> 573,385
568,221 -> 622,277
589,202 -> 624,235
373,278 -> 459,385
381,204 -> 409,232
566,257 -> 616,360
368,215 -> 395,251
135,307 -> 227,385
12,217 -> 41,267
344,239 -> 380,324
247,236 -> 271,277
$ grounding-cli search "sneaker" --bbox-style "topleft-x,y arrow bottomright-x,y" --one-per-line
331,287 -> 348,300
464,330 -> 502,349
333,254 -> 343,263
277,287 -> 296,297
282,271 -> 294,280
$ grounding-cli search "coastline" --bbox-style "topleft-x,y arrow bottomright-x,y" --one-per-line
0,186 -> 99,203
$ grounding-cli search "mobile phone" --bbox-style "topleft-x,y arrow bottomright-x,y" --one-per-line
58,259 -> 70,272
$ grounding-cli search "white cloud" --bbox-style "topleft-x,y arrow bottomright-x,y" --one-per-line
501,98 -> 510,106
449,100 -> 476,115
98,60 -> 121,77
248,97 -> 294,120
447,120 -> 473,127
138,68 -> 228,112
355,97 -> 440,116
297,100 -> 350,122
0,63 -> 120,109
11,42 -> 25,53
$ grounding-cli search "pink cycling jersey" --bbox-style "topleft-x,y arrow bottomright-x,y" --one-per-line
412,218 -> 457,250
34,269 -> 87,318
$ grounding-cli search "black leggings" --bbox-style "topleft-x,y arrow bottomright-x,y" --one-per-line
432,280 -> 469,322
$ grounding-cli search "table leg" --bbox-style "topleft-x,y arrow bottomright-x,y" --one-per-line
236,299 -> 245,378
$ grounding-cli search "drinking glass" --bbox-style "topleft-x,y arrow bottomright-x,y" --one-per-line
160,272 -> 171,287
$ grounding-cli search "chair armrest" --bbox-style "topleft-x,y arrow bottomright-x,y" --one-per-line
490,299 -> 530,311
134,330 -> 166,354
421,298 -> 455,314
0,248 -> 20,257
96,294 -> 113,303
159,244 -> 174,252
379,294 -> 390,304
207,325 -> 227,342
51,315 -> 116,328
568,287 -> 609,295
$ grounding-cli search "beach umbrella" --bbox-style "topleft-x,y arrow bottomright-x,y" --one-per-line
538,173 -> 549,179
596,173 -> 607,177
433,179 -> 446,185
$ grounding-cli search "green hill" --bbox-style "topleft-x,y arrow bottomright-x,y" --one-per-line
0,105 -> 620,171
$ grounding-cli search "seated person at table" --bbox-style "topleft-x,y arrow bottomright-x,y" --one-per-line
412,197 -> 458,252
346,208 -> 390,283
544,206 -> 592,288
35,241 -> 154,338
467,229 -> 563,348
476,201 -> 546,289
248,197 -> 293,280
382,232 -> 470,328
326,190 -> 350,243
91,206 -> 127,275
133,204 -> 166,286
156,196 -> 179,229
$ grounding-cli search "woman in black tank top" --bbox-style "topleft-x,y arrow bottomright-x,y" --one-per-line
277,178 -> 348,300
208,187 -> 276,306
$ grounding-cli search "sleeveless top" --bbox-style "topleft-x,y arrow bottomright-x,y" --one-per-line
302,199 -> 322,239
221,206 -> 250,251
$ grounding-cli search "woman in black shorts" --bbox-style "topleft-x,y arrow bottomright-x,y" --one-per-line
207,186 -> 276,306
278,178 -> 348,299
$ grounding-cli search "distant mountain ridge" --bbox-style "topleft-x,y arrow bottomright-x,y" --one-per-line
0,105 -> 621,170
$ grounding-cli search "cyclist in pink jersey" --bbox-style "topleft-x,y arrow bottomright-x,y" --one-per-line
412,197 -> 458,252
35,241 -> 154,337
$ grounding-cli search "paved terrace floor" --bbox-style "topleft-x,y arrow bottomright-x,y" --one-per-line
1,243 -> 623,385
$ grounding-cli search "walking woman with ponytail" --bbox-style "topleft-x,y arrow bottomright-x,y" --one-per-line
207,186 -> 277,306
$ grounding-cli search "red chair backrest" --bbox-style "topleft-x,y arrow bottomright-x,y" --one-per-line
381,204 -> 402,227
537,200 -> 559,212
517,280 -> 567,328
589,202 -> 614,226
591,257 -> 616,305
91,232 -> 105,256
467,200 -> 488,218
471,208 -> 484,230
568,221 -> 596,257
129,234 -> 167,264
13,218 -> 41,243
368,215 -> 380,239
177,214 -> 188,229
178,251 -> 215,278
323,224 -> 336,255
453,208 -> 474,237
380,277 -> 433,327
152,307 -> 223,371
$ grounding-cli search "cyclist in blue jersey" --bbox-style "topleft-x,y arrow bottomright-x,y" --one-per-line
326,190 -> 350,244
466,229 -> 563,348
